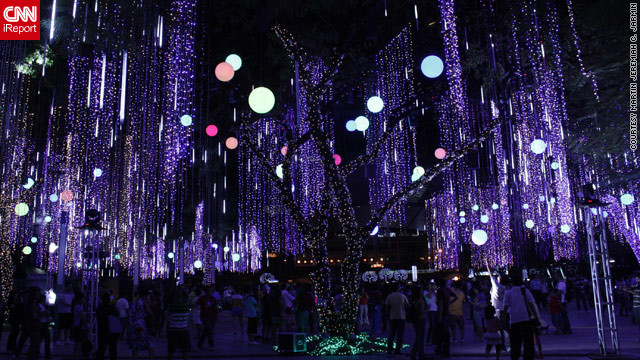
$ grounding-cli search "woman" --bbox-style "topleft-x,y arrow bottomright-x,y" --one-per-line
127,291 -> 156,360
359,288 -> 369,326
71,292 -> 88,360
96,293 -> 119,360
409,287 -> 426,360
230,288 -> 244,335
472,286 -> 488,339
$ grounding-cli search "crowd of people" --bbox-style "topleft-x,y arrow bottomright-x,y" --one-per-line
0,269 -> 637,360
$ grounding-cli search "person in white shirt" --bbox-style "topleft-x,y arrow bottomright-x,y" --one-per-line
424,282 -> 438,345
116,294 -> 130,338
385,283 -> 410,356
503,275 -> 540,360
281,286 -> 296,331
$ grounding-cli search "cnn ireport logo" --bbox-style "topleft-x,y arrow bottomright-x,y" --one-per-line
0,1 -> 40,40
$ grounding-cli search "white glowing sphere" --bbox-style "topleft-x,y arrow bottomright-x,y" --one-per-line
345,120 -> 357,132
530,139 -> 547,154
370,226 -> 379,236
550,161 -> 559,170
603,211 -> 609,218
30,237 -> 38,243
591,208 -> 598,215
167,252 -> 175,259
471,229 -> 488,246
522,203 -> 529,210
44,216 -> 52,223
621,193 -> 635,205
560,224 -> 571,234
411,172 -> 422,182
355,116 -> 370,131
366,96 -> 384,113
480,214 -> 489,223
539,195 -> 546,202
492,203 -> 499,210
49,194 -> 59,202
420,55 -> 444,78
525,220 -> 535,229
93,168 -> 103,177
22,246 -> 32,255
225,54 -> 242,71
472,204 -> 479,211
413,166 -> 425,176
76,262 -> 82,268
212,243 -> 219,249
276,164 -> 284,179
194,260 -> 203,269
48,242 -> 58,254
550,197 -> 556,204
46,289 -> 56,305
460,217 -> 466,224
180,114 -> 193,126
232,253 -> 240,262
459,211 -> 466,217
23,178 -> 34,189
223,246 -> 230,253
15,203 -> 29,216
248,87 -> 275,114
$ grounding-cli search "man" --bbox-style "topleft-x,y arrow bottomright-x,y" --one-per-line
115,293 -> 129,339
448,282 -> 465,343
555,273 -> 572,334
503,275 -> 540,360
167,288 -> 191,360
57,282 -> 74,345
385,283 -> 410,357
196,286 -> 218,350
529,277 -> 542,308
281,285 -> 295,331
622,275 -> 640,341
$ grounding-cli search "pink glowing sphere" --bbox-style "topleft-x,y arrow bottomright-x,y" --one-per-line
281,146 -> 288,156
333,154 -> 342,165
434,148 -> 447,159
61,190 -> 74,202
206,124 -> 218,137
225,137 -> 238,150
215,62 -> 235,82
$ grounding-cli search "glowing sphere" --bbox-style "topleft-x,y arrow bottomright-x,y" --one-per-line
355,116 -> 370,131
212,243 -> 219,249
14,203 -> 29,216
232,253 -> 240,262
550,161 -> 559,170
345,120 -> 357,132
434,148 -> 447,159
223,246 -> 230,253
49,194 -> 59,202
225,54 -> 242,71
22,246 -> 32,255
76,262 -> 82,268
194,260 -> 203,269
214,62 -> 234,82
93,168 -> 103,177
167,252 -> 175,259
30,237 -> 38,243
23,178 -> 34,189
413,166 -> 425,176
471,229 -> 488,246
225,137 -> 238,150
281,146 -> 288,156
276,164 -> 284,179
206,125 -> 218,137
333,154 -> 342,166
248,87 -> 275,114
480,214 -> 489,223
366,96 -> 384,113
591,208 -> 598,215
492,203 -> 499,210
603,211 -> 609,218
459,211 -> 466,217
115,254 -> 121,260
560,224 -> 571,234
44,216 -> 52,223
370,226 -> 379,236
530,139 -> 547,154
525,220 -> 535,229
459,217 -> 466,224
472,204 -> 479,211
180,114 -> 193,127
61,190 -> 74,202
538,195 -> 546,202
522,203 -> 529,210
48,242 -> 58,254
550,197 -> 556,204
420,55 -> 444,78
621,193 -> 635,205
411,173 -> 422,182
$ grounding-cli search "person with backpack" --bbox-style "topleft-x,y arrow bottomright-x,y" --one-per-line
166,287 -> 191,360
503,274 -> 540,360
409,286 -> 426,360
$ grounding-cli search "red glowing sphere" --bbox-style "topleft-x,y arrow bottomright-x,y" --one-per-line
434,148 -> 447,159
333,154 -> 342,165
215,62 -> 235,82
225,137 -> 238,150
61,190 -> 74,202
281,146 -> 288,156
206,125 -> 218,137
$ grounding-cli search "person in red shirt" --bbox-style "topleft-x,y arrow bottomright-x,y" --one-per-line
548,291 -> 562,334
359,288 -> 369,326
196,287 -> 218,350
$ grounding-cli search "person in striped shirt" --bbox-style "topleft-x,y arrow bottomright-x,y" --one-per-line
166,288 -> 191,360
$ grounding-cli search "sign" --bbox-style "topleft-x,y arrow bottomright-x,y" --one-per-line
0,1 -> 40,40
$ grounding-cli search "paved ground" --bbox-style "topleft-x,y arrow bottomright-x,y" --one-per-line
1,301 -> 639,359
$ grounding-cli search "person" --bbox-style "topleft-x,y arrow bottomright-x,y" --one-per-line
548,290 -> 563,334
38,292 -> 53,359
555,273 -> 572,334
503,275 -> 540,360
71,292 -> 88,360
230,289 -> 244,335
166,288 -> 191,360
471,286 -> 487,339
409,287 -> 426,360
574,277 -> 589,312
424,282 -> 438,346
6,289 -> 22,351
57,282 -> 74,345
245,288 -> 260,344
190,287 -> 203,339
434,279 -> 456,358
483,305 -> 504,359
385,283 -> 410,357
127,291 -> 156,360
149,289 -> 164,337
449,282 -> 465,343
295,285 -> 314,333
368,288 -> 383,335
622,276 -> 640,341
196,286 -> 218,350
281,285 -> 296,331
96,293 -> 119,360
116,292 -> 130,338
267,284 -> 284,341
529,277 -> 542,310
359,288 -> 369,326
14,287 -> 43,360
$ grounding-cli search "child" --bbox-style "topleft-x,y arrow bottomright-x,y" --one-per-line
548,291 -> 563,334
483,305 -> 504,359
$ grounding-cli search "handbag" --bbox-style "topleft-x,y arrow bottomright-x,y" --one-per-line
108,314 -> 123,334
521,287 -> 541,328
